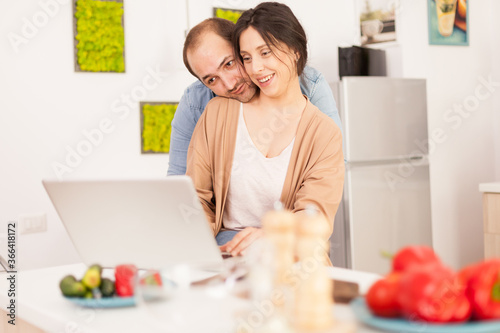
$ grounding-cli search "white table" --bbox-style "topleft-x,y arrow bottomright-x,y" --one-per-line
0,263 -> 382,333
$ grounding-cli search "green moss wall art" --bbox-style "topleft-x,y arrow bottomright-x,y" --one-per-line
141,102 -> 178,154
74,0 -> 125,72
214,8 -> 243,24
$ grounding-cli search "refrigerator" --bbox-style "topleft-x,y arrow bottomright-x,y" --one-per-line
330,77 -> 433,275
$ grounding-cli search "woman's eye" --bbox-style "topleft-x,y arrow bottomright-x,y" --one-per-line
242,56 -> 251,62
262,50 -> 271,56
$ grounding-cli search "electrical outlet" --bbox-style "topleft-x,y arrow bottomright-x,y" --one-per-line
18,213 -> 47,234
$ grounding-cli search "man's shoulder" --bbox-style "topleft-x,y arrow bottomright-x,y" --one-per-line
301,66 -> 323,84
299,65 -> 325,97
183,80 -> 216,110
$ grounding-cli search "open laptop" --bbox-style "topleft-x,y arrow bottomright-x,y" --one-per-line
42,176 -> 224,270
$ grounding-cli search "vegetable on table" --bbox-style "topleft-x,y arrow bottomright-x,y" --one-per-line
140,271 -> 163,286
366,272 -> 401,318
397,265 -> 471,323
463,259 -> 500,320
115,264 -> 137,297
81,264 -> 102,289
100,277 -> 116,297
59,275 -> 87,297
391,245 -> 441,273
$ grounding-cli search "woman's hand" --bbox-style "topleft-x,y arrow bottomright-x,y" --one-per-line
219,227 -> 263,256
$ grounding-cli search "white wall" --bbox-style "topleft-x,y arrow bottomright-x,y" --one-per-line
0,0 -> 358,270
0,0 -> 498,270
0,0 -> 195,269
398,0 -> 498,268
492,1 -> 500,181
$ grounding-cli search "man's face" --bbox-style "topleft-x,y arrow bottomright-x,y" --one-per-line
187,32 -> 257,103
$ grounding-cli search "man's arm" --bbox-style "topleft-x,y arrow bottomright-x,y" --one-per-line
168,83 -> 213,176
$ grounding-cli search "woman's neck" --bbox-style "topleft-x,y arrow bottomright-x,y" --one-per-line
251,76 -> 306,115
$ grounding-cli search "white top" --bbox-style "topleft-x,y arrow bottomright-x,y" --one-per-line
479,182 -> 500,193
222,104 -> 295,231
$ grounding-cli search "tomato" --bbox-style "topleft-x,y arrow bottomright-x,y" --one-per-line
366,272 -> 401,318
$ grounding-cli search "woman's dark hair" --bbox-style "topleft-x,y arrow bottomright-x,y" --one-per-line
232,2 -> 308,76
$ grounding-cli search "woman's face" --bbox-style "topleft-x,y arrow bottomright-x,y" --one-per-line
239,26 -> 298,99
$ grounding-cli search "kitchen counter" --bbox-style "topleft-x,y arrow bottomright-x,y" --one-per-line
0,263 -> 382,333
479,182 -> 500,193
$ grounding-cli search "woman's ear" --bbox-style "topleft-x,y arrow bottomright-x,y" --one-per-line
295,51 -> 300,61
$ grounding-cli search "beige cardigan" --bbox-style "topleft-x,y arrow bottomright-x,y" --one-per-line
186,97 -> 345,242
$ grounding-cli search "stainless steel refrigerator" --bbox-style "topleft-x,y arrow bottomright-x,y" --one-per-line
330,77 -> 433,275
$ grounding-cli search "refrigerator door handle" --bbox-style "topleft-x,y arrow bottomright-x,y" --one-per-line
347,155 -> 426,169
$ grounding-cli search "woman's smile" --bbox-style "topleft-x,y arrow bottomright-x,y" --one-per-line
256,73 -> 275,87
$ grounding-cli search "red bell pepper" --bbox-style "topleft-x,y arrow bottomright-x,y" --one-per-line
457,262 -> 482,290
115,264 -> 137,297
397,265 -> 471,323
464,259 -> 500,320
366,272 -> 401,318
392,245 -> 441,273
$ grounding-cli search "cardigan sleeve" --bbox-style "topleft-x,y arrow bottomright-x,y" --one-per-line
185,113 -> 217,235
291,123 -> 345,238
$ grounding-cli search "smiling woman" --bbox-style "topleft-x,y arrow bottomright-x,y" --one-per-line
238,26 -> 298,100
185,2 -> 345,259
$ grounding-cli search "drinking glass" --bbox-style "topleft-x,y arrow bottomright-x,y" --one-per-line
436,0 -> 458,37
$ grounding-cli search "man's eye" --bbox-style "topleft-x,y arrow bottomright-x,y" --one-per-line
207,77 -> 216,85
226,60 -> 234,68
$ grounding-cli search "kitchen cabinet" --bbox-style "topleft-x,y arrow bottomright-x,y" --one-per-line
480,183 -> 500,258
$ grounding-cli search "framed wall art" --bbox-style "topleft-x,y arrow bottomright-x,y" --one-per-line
73,0 -> 126,72
428,0 -> 468,46
140,102 -> 178,154
213,7 -> 243,23
358,0 -> 397,46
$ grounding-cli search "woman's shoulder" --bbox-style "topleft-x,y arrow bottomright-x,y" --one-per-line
303,99 -> 341,138
198,96 -> 240,128
204,97 -> 240,115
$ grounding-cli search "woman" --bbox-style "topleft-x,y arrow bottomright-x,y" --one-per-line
186,2 -> 344,257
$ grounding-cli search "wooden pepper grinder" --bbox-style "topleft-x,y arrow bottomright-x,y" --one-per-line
261,201 -> 296,306
294,206 -> 335,332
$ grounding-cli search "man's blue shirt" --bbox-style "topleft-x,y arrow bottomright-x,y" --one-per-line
168,66 -> 343,175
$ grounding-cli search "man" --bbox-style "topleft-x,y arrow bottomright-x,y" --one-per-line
168,18 -> 343,256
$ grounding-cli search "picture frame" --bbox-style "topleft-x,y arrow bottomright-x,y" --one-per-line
140,102 -> 178,154
213,7 -> 244,23
72,0 -> 126,73
358,0 -> 397,46
428,0 -> 469,46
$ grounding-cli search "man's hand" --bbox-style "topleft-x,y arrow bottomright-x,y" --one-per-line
219,227 -> 263,257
